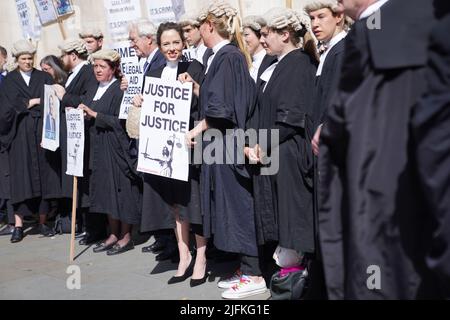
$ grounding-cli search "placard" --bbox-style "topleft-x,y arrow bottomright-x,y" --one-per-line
137,77 -> 192,182
65,108 -> 85,177
41,85 -> 60,151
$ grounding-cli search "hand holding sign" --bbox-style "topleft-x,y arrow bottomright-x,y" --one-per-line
178,72 -> 200,97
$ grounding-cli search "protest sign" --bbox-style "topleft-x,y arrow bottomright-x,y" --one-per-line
104,0 -> 142,41
137,77 -> 192,182
111,41 -> 143,119
33,0 -> 58,25
41,85 -> 60,151
65,108 -> 85,178
146,0 -> 176,25
15,0 -> 40,40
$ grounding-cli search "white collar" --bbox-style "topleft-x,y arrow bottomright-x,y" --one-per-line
20,70 -> 32,77
166,61 -> 178,68
252,49 -> 266,63
359,0 -> 389,20
99,77 -> 117,87
212,40 -> 230,55
93,78 -> 117,101
71,61 -> 88,74
316,31 -> 347,76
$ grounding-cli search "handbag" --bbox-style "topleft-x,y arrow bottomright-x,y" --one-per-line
269,268 -> 309,300
126,105 -> 141,139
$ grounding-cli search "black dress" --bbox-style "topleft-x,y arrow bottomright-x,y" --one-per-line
199,44 -> 258,257
82,80 -> 141,225
0,69 -> 60,215
251,49 -> 317,254
140,60 -> 204,233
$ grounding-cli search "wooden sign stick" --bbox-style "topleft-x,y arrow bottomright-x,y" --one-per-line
286,0 -> 293,9
69,176 -> 78,262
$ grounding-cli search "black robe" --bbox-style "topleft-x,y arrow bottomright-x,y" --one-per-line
246,54 -> 278,246
199,44 -> 258,256
313,38 -> 346,128
0,69 -> 60,205
412,13 -> 450,298
318,0 -> 443,299
82,80 -> 141,224
140,60 -> 204,232
60,64 -> 97,200
250,49 -> 317,253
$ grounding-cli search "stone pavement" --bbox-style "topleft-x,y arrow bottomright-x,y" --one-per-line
0,224 -> 271,300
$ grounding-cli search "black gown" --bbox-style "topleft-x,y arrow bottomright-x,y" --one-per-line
199,44 -> 258,257
60,64 -> 97,201
0,69 -> 60,214
82,80 -> 141,225
250,49 -> 317,253
318,0 -> 444,299
246,54 -> 279,246
140,60 -> 204,233
412,13 -> 450,298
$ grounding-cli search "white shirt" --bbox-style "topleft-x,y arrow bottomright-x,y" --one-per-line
161,61 -> 179,81
194,43 -> 208,65
316,31 -> 348,76
259,51 -> 290,92
250,49 -> 266,83
205,40 -> 231,74
93,78 -> 117,101
359,0 -> 389,20
20,70 -> 32,86
65,61 -> 89,88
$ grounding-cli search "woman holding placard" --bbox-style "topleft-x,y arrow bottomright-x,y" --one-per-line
78,49 -> 141,255
0,40 -> 61,243
133,22 -> 207,286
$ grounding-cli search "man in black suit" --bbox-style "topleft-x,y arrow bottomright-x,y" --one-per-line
126,19 -> 178,261
318,0 -> 446,299
54,39 -> 104,246
305,0 -> 348,156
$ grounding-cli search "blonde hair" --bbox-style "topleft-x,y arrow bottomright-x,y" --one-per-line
199,2 -> 252,69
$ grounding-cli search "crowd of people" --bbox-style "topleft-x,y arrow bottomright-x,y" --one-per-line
0,0 -> 449,300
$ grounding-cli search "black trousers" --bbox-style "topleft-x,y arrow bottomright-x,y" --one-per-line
240,254 -> 262,277
0,199 -> 14,225
85,210 -> 107,238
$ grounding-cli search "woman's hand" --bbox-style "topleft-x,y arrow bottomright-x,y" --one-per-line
28,98 -> 40,109
185,120 -> 208,148
178,72 -> 200,97
244,146 -> 260,163
78,104 -> 97,119
311,125 -> 322,156
132,94 -> 144,108
120,77 -> 129,92
53,84 -> 66,100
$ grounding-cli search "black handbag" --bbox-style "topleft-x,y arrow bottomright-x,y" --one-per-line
269,268 -> 309,300
53,214 -> 77,234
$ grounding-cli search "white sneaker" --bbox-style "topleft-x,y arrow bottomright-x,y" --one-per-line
217,270 -> 242,289
221,275 -> 267,299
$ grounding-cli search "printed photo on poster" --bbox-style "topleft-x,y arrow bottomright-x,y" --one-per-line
42,85 -> 60,151
52,0 -> 74,17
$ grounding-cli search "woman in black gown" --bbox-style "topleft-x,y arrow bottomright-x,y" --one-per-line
0,40 -> 61,243
79,49 -> 141,255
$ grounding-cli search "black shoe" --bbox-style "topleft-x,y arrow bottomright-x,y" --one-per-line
142,240 -> 166,253
106,241 -> 135,256
156,245 -> 178,261
190,274 -> 209,287
79,233 -> 106,246
75,231 -> 87,239
10,227 -> 24,243
168,257 -> 195,285
0,225 -> 15,236
93,241 -> 117,253
39,224 -> 55,237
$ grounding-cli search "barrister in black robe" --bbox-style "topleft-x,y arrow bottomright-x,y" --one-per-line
56,39 -> 106,244
79,50 -> 141,255
0,45 -> 60,240
412,11 -> 450,299
318,0 -> 444,299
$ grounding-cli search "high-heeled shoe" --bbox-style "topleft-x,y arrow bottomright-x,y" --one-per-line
167,257 -> 195,285
190,263 -> 209,287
